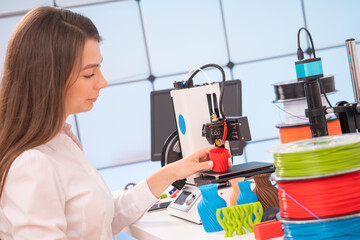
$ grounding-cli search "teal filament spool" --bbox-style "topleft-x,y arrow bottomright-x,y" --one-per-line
279,212 -> 360,240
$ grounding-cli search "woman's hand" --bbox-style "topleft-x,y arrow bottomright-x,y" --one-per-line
146,147 -> 232,198
170,147 -> 232,180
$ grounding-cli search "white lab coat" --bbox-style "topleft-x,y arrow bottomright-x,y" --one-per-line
0,124 -> 158,240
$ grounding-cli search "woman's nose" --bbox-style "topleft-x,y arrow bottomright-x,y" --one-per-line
96,72 -> 108,90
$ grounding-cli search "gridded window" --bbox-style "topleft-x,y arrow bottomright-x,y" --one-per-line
0,0 -> 52,14
245,138 -> 281,163
232,55 -> 296,141
69,2 -> 150,84
140,0 -> 229,76
318,47 -> 358,104
304,0 -> 360,49
66,115 -> 79,138
76,80 -> 152,168
222,0 -> 304,63
0,15 -> 23,75
0,0 -> 359,170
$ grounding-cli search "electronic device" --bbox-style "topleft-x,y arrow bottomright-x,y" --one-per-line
295,28 -> 360,136
164,64 -> 274,223
169,80 -> 251,184
167,185 -> 203,224
167,161 -> 275,223
150,79 -> 244,162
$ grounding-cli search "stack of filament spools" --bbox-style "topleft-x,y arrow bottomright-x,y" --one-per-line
270,134 -> 360,239
272,75 -> 342,143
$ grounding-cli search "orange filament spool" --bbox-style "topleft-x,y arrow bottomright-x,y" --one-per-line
278,119 -> 341,144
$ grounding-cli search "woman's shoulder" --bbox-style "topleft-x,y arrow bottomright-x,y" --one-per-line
4,147 -> 66,194
10,148 -> 55,173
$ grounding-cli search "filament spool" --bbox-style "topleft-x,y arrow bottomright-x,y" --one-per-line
270,133 -> 360,238
278,96 -> 329,125
278,212 -> 360,240
273,75 -> 336,103
273,75 -> 339,141
277,118 -> 341,144
275,170 -> 360,219
269,133 -> 360,178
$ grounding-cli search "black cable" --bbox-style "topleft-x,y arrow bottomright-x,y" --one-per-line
318,79 -> 333,108
272,102 -> 308,121
187,64 -> 226,119
297,27 -> 333,108
297,27 -> 316,60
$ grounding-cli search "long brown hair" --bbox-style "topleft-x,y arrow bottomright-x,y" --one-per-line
0,6 -> 101,197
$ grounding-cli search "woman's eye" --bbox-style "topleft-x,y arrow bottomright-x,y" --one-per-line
84,73 -> 95,79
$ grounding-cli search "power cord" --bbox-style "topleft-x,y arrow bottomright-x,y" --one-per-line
297,27 -> 333,108
186,64 -> 227,119
183,67 -> 215,115
297,27 -> 316,60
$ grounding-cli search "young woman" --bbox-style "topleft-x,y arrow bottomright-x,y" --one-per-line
0,6 -> 222,239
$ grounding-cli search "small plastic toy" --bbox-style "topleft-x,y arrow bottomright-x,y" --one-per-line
209,148 -> 230,172
216,201 -> 263,237
198,183 -> 227,232
253,220 -> 283,240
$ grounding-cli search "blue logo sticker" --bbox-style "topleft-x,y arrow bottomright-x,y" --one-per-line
178,114 -> 186,135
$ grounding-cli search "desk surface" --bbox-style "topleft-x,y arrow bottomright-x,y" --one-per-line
123,208 -> 283,240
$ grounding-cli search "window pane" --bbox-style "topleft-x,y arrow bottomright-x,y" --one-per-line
245,138 -> 281,163
77,81 -> 152,169
69,1 -> 149,84
99,160 -> 161,191
232,154 -> 246,165
319,46 -> 360,104
66,115 -> 79,138
304,0 -> 360,49
56,0 -> 123,8
0,15 -> 24,78
233,56 -> 297,141
0,0 -> 52,14
223,0 -> 303,62
141,0 -> 228,76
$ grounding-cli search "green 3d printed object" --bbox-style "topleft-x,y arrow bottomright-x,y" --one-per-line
216,201 -> 263,238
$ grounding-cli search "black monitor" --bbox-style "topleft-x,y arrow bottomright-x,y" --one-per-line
150,79 -> 243,161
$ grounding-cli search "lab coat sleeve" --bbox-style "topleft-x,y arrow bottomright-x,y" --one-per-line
1,150 -> 68,240
111,179 -> 158,234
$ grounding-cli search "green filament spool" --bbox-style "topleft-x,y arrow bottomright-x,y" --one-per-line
269,134 -> 360,177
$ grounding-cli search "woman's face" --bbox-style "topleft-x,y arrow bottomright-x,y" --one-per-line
65,39 -> 108,117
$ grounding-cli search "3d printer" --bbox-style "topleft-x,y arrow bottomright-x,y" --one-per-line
154,64 -> 275,223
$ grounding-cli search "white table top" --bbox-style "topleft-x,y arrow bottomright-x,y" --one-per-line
123,207 -> 283,240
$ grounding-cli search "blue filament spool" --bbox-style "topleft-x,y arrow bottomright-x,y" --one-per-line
279,212 -> 360,240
